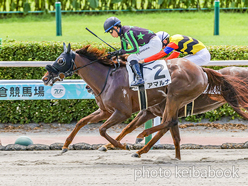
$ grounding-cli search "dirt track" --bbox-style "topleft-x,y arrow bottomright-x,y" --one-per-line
0,149 -> 248,186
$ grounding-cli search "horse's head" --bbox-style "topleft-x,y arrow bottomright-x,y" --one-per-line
42,43 -> 76,86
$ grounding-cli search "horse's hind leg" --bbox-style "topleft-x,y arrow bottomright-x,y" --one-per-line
132,126 -> 171,158
103,109 -> 157,150
136,114 -> 174,143
137,123 -> 181,160
132,95 -> 183,158
170,124 -> 181,160
62,109 -> 111,153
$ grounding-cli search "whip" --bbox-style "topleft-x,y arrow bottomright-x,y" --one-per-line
85,27 -> 117,51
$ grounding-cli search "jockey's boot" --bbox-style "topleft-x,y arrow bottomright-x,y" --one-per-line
130,60 -> 145,86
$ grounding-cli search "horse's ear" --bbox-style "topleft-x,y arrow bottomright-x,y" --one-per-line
63,42 -> 67,53
67,43 -> 71,54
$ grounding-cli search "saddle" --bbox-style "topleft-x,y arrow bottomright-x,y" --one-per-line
126,60 -> 171,91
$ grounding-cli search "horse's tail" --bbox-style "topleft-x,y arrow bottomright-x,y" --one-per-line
203,67 -> 248,119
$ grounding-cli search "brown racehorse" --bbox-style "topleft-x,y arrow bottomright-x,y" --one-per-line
42,43 -> 248,159
101,67 -> 248,159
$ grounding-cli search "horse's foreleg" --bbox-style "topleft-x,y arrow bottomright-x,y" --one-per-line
104,110 -> 156,150
62,109 -> 110,153
99,110 -> 131,150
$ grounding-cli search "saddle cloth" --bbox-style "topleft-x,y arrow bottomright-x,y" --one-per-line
126,60 -> 171,91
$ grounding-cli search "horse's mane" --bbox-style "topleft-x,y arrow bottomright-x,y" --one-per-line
75,45 -> 127,66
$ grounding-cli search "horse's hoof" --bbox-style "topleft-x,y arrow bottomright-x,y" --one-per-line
62,148 -> 68,154
98,146 -> 107,152
131,153 -> 140,158
126,144 -> 130,151
135,138 -> 143,144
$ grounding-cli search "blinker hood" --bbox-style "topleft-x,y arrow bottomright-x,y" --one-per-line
45,43 -> 76,77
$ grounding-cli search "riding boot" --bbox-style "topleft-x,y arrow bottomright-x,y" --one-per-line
130,60 -> 145,86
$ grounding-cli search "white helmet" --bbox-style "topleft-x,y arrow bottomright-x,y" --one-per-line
156,31 -> 170,42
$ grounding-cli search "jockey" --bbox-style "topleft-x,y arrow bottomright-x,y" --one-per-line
104,17 -> 162,86
139,31 -> 211,66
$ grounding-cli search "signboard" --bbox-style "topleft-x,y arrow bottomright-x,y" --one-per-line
0,80 -> 95,100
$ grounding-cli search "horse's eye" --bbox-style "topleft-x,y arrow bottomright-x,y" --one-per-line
57,58 -> 65,66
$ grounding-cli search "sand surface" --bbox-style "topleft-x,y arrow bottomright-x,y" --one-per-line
0,149 -> 248,186
1,119 -> 248,186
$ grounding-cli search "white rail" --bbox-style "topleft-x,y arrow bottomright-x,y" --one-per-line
0,60 -> 248,67
0,61 -> 52,67
0,79 -> 85,84
206,60 -> 248,66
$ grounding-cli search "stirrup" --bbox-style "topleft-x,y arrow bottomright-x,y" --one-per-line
131,78 -> 145,86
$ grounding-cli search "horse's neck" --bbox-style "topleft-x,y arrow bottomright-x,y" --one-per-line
75,54 -> 110,95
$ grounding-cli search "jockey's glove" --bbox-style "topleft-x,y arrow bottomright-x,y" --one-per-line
107,50 -> 123,58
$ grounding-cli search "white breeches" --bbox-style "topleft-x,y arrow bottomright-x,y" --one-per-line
183,48 -> 211,66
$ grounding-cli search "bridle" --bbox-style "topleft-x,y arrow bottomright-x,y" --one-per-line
45,51 -> 112,97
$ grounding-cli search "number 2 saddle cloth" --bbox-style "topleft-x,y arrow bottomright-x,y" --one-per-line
126,60 -> 172,91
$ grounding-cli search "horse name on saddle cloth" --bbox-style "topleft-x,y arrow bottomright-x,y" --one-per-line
126,60 -> 172,91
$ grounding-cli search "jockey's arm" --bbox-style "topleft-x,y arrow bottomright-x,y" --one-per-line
165,51 -> 180,60
143,42 -> 179,63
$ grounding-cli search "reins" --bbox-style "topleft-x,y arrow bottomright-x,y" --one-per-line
94,66 -> 111,97
71,57 -> 100,74
71,55 -> 114,98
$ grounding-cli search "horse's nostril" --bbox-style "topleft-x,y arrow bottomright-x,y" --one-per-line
43,77 -> 48,81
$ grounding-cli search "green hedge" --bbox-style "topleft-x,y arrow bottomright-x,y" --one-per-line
0,99 -> 98,124
0,41 -> 248,124
1,0 -> 248,13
